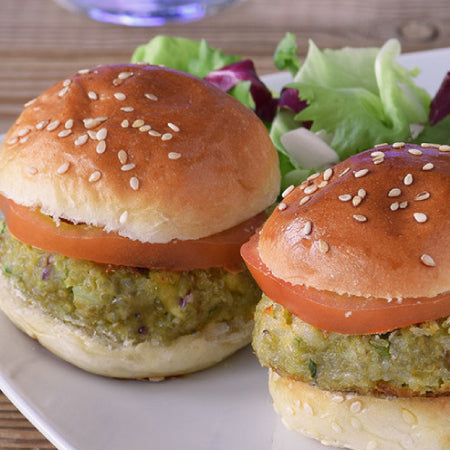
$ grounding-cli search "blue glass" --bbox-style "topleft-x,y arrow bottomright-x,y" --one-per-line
55,0 -> 240,26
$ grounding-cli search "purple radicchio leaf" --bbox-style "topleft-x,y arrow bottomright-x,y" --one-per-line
278,87 -> 312,129
205,59 -> 278,122
278,87 -> 308,113
430,71 -> 450,126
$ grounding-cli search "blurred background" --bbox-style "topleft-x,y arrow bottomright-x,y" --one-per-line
1,0 -> 449,133
0,0 -> 449,447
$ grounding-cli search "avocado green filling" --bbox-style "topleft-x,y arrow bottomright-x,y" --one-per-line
253,295 -> 450,396
0,223 -> 261,345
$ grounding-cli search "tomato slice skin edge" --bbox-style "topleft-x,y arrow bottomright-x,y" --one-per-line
1,195 -> 266,273
241,232 -> 450,335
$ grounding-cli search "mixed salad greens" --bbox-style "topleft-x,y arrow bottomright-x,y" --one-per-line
132,34 -> 449,190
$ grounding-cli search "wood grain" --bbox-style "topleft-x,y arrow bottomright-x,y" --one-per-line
0,0 -> 449,447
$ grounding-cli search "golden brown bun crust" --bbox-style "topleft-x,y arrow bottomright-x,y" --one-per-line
269,369 -> 450,450
0,64 -> 280,243
0,272 -> 253,379
259,144 -> 450,299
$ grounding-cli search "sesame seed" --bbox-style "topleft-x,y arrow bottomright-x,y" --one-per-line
88,91 -> 98,100
390,202 -> 399,211
399,201 -> 408,209
353,214 -> 368,222
56,162 -> 70,174
65,119 -> 74,129
323,168 -> 333,181
118,150 -> 128,164
88,171 -> 101,183
139,125 -> 151,132
318,240 -> 329,253
96,128 -> 107,140
161,133 -> 173,141
77,69 -> 89,74
87,130 -> 97,140
46,120 -> 60,131
112,78 -> 121,87
121,120 -> 129,128
352,195 -> 362,207
307,173 -> 320,181
420,254 -> 436,267
373,157 -> 385,165
120,106 -> 134,112
130,177 -> 139,190
299,196 -> 310,205
118,71 -> 133,80
303,221 -> 312,235
439,144 -> 450,152
318,181 -> 328,188
354,168 -> 369,178
344,311 -> 352,318
281,185 -> 295,198
371,151 -> 385,157
75,134 -> 88,146
19,136 -> 29,144
339,167 -> 350,177
421,142 -> 440,149
25,166 -> 38,175
148,130 -> 161,137
17,127 -> 31,137
145,93 -> 158,101
58,129 -> 72,138
392,142 -> 405,149
413,212 -> 427,223
96,140 -> 106,154
83,117 -> 108,129
339,194 -> 352,202
58,87 -> 69,97
408,148 -> 423,156
121,163 -> 136,171
358,188 -> 367,198
403,173 -> 413,185
388,188 -> 402,197
168,152 -> 181,160
277,203 -> 287,211
7,137 -> 18,145
415,191 -> 430,201
422,162 -> 434,171
119,211 -> 128,224
24,98 -> 37,107
62,79 -> 71,87
304,184 -> 318,195
114,92 -> 126,101
132,119 -> 144,128
374,143 -> 388,148
36,120 -> 49,130
168,122 -> 180,132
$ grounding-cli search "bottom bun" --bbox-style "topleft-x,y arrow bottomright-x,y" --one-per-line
269,369 -> 450,450
0,272 -> 253,379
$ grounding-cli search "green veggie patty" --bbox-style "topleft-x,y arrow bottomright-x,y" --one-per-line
0,223 -> 261,345
253,295 -> 450,397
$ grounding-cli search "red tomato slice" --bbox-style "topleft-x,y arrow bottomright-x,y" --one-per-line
241,232 -> 450,334
0,195 -> 266,272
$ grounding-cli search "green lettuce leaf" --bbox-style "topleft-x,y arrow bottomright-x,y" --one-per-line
131,35 -> 241,78
271,38 -> 432,185
274,32 -> 300,77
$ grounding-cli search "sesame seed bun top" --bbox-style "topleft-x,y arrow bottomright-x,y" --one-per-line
0,64 -> 280,243
258,143 -> 450,299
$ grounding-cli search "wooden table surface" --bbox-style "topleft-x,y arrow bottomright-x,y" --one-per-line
0,0 -> 449,448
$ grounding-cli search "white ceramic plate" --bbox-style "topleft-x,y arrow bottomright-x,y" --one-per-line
0,47 -> 449,450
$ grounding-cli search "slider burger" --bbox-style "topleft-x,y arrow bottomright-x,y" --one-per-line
241,143 -> 450,448
0,64 -> 280,378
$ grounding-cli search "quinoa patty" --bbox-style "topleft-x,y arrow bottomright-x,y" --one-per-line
0,223 -> 261,345
253,296 -> 450,397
